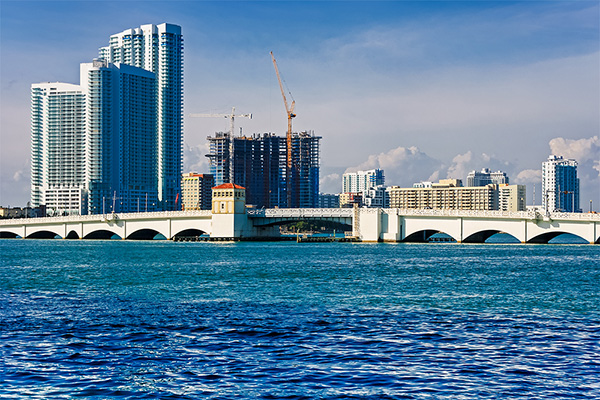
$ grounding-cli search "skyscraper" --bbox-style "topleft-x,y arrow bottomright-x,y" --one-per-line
99,23 -> 183,210
80,59 -> 158,214
30,82 -> 86,216
542,155 -> 580,213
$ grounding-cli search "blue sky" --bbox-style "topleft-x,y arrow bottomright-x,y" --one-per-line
1,1 -> 598,208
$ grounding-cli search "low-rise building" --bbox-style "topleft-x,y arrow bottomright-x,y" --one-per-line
181,173 -> 214,210
388,180 -> 526,211
362,185 -> 390,208
498,184 -> 526,211
319,193 -> 340,208
339,192 -> 362,208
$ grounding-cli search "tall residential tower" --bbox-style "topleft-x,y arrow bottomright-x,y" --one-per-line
30,83 -> 86,216
99,23 -> 183,210
542,155 -> 580,213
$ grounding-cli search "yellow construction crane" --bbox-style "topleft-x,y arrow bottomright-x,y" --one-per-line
189,107 -> 252,137
270,51 -> 295,207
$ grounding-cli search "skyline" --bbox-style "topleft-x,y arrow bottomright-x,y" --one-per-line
1,1 -> 598,209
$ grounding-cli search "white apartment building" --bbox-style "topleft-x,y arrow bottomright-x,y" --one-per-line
99,23 -> 183,211
30,82 -> 86,215
542,155 -> 580,213
342,169 -> 385,193
80,60 -> 158,214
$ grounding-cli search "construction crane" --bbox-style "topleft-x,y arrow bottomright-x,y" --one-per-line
189,107 -> 252,184
189,107 -> 252,137
271,51 -> 295,207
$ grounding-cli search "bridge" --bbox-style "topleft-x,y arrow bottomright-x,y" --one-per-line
1,206 -> 598,244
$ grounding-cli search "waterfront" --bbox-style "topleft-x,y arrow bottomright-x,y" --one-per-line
1,240 -> 599,399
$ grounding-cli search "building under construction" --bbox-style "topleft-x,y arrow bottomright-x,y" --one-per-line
206,131 -> 321,208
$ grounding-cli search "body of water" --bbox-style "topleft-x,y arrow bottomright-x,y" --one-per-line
1,240 -> 599,398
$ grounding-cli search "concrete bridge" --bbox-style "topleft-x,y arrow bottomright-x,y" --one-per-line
0,207 -> 598,244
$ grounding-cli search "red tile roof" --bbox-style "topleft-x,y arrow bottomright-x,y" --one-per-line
212,183 -> 245,190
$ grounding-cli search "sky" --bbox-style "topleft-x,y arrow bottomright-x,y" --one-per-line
1,0 -> 598,209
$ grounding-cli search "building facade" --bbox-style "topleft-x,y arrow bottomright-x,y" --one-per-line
362,185 -> 390,208
542,155 -> 580,213
81,60 -> 158,214
339,193 -> 363,208
181,173 -> 214,210
466,168 -> 509,187
30,82 -> 87,216
342,169 -> 385,193
388,181 -> 527,211
99,23 -> 183,210
319,193 -> 340,208
498,184 -> 527,212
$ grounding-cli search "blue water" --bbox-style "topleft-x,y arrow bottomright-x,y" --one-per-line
1,240 -> 599,399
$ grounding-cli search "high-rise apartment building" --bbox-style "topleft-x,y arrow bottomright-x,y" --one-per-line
206,131 -> 320,208
80,60 -> 158,214
542,155 -> 580,213
342,169 -> 385,193
466,168 -> 509,187
30,82 -> 86,215
99,23 -> 183,210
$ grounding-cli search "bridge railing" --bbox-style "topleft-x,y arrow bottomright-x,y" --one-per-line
0,210 -> 213,225
389,208 -> 600,221
247,208 -> 353,218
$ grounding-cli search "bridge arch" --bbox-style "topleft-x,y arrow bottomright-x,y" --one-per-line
462,230 -> 520,244
26,230 -> 62,239
402,229 -> 457,243
127,228 -> 166,240
0,230 -> 21,238
173,228 -> 208,239
84,230 -> 122,240
528,232 -> 588,244
65,230 -> 79,239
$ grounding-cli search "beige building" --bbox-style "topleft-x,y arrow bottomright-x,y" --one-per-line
212,183 -> 246,214
498,184 -> 526,211
388,181 -> 526,211
339,192 -> 362,208
181,173 -> 214,210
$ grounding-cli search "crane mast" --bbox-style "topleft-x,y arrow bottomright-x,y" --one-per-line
271,51 -> 296,207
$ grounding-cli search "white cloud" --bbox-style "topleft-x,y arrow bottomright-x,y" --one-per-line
13,168 -> 28,182
548,136 -> 599,162
319,173 -> 340,194
515,169 -> 542,184
345,145 -> 443,187
446,151 -> 472,180
183,143 -> 210,173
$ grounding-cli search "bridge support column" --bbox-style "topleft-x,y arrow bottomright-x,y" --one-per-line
357,208 -> 381,242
